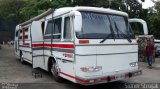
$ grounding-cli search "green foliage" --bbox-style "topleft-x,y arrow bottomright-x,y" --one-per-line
0,0 -> 27,40
147,1 -> 160,38
20,0 -> 71,20
120,0 -> 143,18
148,14 -> 160,38
0,0 -> 160,39
0,0 -> 26,20
155,1 -> 160,13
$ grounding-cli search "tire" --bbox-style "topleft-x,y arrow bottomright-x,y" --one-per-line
155,54 -> 158,57
50,61 -> 63,82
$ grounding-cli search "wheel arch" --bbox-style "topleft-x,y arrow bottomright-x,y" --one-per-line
47,56 -> 57,72
20,50 -> 22,56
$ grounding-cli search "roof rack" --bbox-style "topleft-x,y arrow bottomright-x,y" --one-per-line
20,8 -> 54,26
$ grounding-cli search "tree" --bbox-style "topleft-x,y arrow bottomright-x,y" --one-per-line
20,0 -> 71,20
0,0 -> 160,40
0,0 -> 27,40
0,0 -> 27,22
147,1 -> 160,38
155,1 -> 160,13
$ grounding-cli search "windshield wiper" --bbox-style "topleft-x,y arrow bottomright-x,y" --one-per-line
114,22 -> 132,43
100,26 -> 115,43
100,16 -> 115,43
99,33 -> 113,43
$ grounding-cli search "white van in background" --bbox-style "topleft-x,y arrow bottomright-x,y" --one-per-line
154,39 -> 160,57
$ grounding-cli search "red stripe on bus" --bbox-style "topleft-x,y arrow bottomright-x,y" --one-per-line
32,44 -> 74,49
19,43 -> 30,47
24,43 -> 30,46
60,72 -> 75,79
59,71 -> 89,83
32,44 -> 44,47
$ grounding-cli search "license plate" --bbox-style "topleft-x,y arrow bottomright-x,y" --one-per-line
115,74 -> 125,80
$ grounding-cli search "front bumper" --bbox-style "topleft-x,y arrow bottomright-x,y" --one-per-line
75,69 -> 142,85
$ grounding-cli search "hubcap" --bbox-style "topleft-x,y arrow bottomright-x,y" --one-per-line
51,63 -> 59,77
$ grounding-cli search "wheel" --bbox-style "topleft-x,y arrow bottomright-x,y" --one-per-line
50,61 -> 63,82
155,54 -> 158,57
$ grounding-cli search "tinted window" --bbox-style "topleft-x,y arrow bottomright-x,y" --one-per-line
76,12 -> 135,39
16,31 -> 18,37
45,20 -> 53,35
64,17 -> 71,39
25,35 -> 28,39
25,28 -> 28,32
20,30 -> 22,33
54,18 -> 61,33
53,18 -> 62,39
41,22 -> 45,35
19,36 -> 22,39
76,12 -> 111,39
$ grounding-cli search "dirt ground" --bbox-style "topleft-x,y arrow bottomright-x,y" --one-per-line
0,45 -> 160,89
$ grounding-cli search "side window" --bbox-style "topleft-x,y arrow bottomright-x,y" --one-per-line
20,29 -> 22,33
15,31 -> 18,37
24,28 -> 29,39
25,35 -> 28,39
53,18 -> 62,39
19,29 -> 22,40
64,17 -> 71,40
45,20 -> 53,35
41,22 -> 45,35
25,28 -> 28,32
19,36 -> 22,39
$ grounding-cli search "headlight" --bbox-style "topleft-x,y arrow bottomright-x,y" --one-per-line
130,62 -> 138,67
80,66 -> 102,72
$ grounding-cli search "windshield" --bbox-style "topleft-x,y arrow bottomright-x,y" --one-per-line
76,11 -> 135,39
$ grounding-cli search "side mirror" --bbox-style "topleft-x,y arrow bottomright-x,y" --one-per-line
74,11 -> 82,32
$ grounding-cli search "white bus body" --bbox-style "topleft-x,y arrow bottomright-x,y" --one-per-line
14,7 -> 142,85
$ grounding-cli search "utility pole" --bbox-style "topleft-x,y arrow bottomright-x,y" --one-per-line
109,0 -> 113,8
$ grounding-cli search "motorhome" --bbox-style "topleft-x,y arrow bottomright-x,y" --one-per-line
14,7 -> 142,85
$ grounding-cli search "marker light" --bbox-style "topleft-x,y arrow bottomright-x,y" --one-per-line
79,40 -> 89,44
130,62 -> 138,67
80,66 -> 102,72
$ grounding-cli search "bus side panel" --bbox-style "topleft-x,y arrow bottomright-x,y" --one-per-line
52,42 -> 75,82
16,25 -> 32,63
14,25 -> 20,59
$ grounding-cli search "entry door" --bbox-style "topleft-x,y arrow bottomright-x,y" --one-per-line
58,16 -> 75,79
31,21 -> 45,69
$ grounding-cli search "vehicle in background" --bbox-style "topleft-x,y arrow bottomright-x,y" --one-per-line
154,39 -> 160,57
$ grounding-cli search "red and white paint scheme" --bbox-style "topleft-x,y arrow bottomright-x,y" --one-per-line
14,7 -> 142,85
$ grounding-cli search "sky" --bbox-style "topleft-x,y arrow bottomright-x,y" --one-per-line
141,0 -> 155,9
